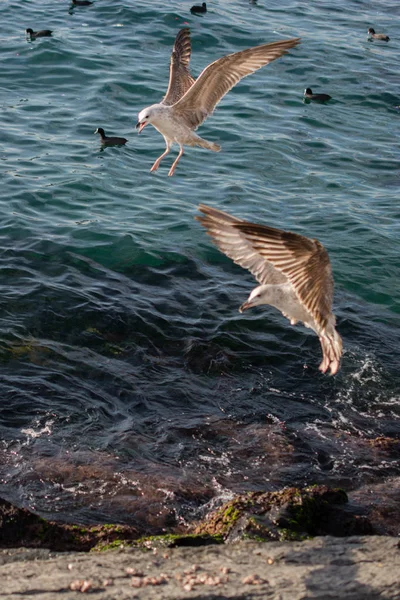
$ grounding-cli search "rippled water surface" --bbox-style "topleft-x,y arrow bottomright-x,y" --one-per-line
0,0 -> 399,526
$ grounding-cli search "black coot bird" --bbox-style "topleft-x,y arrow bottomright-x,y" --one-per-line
71,0 -> 93,6
94,128 -> 127,146
26,28 -> 52,39
304,88 -> 332,103
368,27 -> 390,42
190,2 -> 207,14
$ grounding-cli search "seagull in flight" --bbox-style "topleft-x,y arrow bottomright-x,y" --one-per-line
136,29 -> 300,176
196,204 -> 342,375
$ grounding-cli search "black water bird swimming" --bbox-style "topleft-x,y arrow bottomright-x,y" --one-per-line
368,28 -> 390,42
71,0 -> 93,6
94,128 -> 127,146
304,88 -> 332,103
26,28 -> 52,39
190,2 -> 207,14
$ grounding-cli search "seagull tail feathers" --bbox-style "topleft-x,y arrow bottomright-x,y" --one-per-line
318,327 -> 343,376
194,137 -> 221,152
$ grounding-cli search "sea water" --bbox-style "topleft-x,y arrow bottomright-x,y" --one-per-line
0,0 -> 398,525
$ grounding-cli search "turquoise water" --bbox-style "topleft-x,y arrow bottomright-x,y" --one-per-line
0,0 -> 399,526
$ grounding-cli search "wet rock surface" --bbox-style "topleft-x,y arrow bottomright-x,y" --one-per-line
2,483 -> 400,553
349,476 -> 400,536
0,486 -> 372,552
0,497 -> 140,552
194,486 -> 373,542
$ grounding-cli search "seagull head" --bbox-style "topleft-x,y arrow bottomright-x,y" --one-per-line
239,285 -> 267,313
136,105 -> 160,133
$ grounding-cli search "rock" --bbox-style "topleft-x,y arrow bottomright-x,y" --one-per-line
1,536 -> 399,599
2,482 -> 398,554
0,497 -> 139,552
194,486 -> 373,541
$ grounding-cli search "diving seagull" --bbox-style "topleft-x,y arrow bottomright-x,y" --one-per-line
196,204 -> 342,375
136,28 -> 300,176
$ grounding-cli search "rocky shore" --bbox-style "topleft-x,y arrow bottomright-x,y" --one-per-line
1,536 -> 400,599
1,485 -> 400,598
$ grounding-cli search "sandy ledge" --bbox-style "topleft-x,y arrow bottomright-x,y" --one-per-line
1,536 -> 400,599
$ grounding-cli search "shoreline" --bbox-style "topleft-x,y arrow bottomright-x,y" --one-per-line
1,485 -> 400,598
2,536 -> 400,599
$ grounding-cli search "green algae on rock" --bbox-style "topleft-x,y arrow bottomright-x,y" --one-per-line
194,486 -> 372,542
0,487 -> 377,552
0,498 -> 139,552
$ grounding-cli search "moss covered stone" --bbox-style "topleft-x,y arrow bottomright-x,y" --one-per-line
194,485 -> 372,542
0,485 -> 374,552
0,498 -> 140,552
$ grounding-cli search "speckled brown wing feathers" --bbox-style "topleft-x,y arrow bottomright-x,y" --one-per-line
238,223 -> 334,331
196,205 -> 288,287
172,37 -> 300,129
162,28 -> 196,106
197,205 -> 334,332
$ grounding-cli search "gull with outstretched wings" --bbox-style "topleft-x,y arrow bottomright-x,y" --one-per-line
196,204 -> 342,375
136,29 -> 300,176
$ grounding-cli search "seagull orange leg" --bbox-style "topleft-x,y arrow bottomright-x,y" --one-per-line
168,145 -> 184,176
150,139 -> 171,172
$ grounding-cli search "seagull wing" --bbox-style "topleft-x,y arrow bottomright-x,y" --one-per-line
236,222 -> 334,331
197,204 -> 334,331
172,37 -> 300,128
196,204 -> 287,287
162,28 -> 196,106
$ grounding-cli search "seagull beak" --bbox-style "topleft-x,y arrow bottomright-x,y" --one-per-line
239,300 -> 252,313
136,121 -> 147,134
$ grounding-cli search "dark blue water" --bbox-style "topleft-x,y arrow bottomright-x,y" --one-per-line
0,0 -> 399,527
